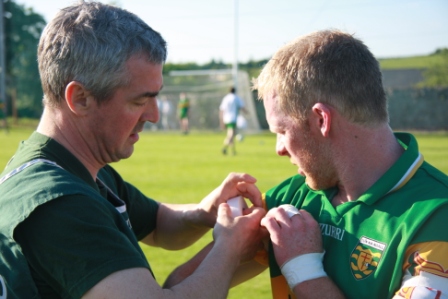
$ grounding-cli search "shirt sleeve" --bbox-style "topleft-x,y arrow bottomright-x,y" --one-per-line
14,194 -> 151,299
394,205 -> 448,298
99,165 -> 159,240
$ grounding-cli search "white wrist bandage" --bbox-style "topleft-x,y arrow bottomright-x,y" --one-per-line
280,251 -> 327,289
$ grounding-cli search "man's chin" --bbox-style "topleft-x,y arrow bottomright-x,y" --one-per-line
306,176 -> 336,191
305,176 -> 323,191
116,147 -> 134,161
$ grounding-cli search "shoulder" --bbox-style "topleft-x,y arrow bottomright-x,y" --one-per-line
0,160 -> 95,206
411,204 -> 448,243
264,175 -> 306,209
15,193 -> 150,298
418,161 -> 448,190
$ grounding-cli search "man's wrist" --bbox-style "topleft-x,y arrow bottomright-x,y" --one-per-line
280,251 -> 327,289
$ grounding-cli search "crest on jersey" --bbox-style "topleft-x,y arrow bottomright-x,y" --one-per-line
350,236 -> 386,280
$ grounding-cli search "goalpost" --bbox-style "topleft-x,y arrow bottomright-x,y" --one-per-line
155,69 -> 261,132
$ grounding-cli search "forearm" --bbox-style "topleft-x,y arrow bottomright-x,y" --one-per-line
144,203 -> 211,249
83,247 -> 244,299
164,245 -> 268,289
230,259 -> 267,287
168,240 -> 241,299
292,277 -> 345,299
164,242 -> 214,288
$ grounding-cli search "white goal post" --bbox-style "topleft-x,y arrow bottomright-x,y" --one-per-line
155,69 -> 261,132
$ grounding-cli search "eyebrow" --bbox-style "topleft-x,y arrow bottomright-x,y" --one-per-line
137,85 -> 164,99
140,92 -> 159,98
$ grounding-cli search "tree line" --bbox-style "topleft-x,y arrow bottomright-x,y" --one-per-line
2,0 -> 447,120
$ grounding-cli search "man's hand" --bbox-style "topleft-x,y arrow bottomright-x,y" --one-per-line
214,203 -> 267,263
261,208 -> 322,266
197,172 -> 262,227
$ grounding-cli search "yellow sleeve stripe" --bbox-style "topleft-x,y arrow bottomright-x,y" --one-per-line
403,241 -> 448,278
262,193 -> 268,212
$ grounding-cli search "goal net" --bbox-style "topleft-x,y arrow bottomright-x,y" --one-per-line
153,69 -> 261,132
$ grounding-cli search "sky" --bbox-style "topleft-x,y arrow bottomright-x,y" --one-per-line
16,0 -> 448,64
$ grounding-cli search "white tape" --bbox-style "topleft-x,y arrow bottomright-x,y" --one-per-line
281,251 -> 327,289
227,196 -> 244,217
279,204 -> 300,218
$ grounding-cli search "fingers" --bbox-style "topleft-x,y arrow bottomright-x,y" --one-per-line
200,172 -> 258,213
261,207 -> 294,227
236,183 -> 262,207
280,204 -> 301,218
217,202 -> 231,219
216,202 -> 265,223
259,207 -> 285,233
221,172 -> 262,207
246,206 -> 267,221
295,209 -> 313,223
224,172 -> 257,185
260,214 -> 279,232
262,205 -> 305,223
260,206 -> 305,241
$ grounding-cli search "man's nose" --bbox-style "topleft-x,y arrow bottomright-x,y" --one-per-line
143,99 -> 160,123
276,134 -> 287,156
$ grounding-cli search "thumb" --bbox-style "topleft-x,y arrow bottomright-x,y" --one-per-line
217,203 -> 232,219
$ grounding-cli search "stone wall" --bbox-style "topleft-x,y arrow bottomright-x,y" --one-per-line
388,88 -> 448,131
253,69 -> 448,131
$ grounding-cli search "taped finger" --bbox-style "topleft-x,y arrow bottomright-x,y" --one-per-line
280,204 -> 301,218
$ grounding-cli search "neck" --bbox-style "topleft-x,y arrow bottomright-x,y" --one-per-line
331,123 -> 403,206
37,107 -> 102,179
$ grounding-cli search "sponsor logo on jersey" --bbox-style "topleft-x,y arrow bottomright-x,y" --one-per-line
320,223 -> 345,241
350,236 -> 386,280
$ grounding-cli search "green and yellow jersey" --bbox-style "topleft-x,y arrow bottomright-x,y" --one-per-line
259,133 -> 448,299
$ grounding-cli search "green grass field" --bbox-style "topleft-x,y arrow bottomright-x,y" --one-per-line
378,54 -> 445,70
1,127 -> 447,298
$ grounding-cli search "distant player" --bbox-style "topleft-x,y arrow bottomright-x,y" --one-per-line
219,87 -> 247,155
177,92 -> 190,134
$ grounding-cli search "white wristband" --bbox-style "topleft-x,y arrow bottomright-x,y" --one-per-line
280,251 -> 327,289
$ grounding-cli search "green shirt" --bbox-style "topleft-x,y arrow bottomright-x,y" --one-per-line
265,132 -> 448,299
177,98 -> 190,119
0,132 -> 159,298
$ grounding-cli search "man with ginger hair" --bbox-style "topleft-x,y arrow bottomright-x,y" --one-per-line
164,30 -> 448,298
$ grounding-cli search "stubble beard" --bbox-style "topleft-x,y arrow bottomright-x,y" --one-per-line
300,129 -> 336,191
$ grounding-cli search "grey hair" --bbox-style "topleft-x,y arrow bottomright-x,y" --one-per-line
38,1 -> 167,106
254,29 -> 388,126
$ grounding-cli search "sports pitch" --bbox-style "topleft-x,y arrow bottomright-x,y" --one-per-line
1,128 -> 447,298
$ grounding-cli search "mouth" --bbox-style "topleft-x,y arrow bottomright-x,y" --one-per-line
130,125 -> 144,139
129,132 -> 140,143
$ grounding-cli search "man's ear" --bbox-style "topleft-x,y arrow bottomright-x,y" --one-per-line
64,81 -> 94,115
311,103 -> 332,137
